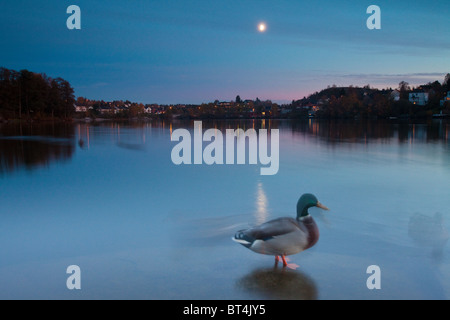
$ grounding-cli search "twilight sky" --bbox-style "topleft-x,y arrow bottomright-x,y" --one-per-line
1,0 -> 449,104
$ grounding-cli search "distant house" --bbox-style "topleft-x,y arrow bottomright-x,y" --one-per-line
409,92 -> 429,106
144,106 -> 152,114
390,90 -> 401,101
99,106 -> 114,114
308,105 -> 321,117
280,107 -> 292,115
75,105 -> 87,112
217,101 -> 233,108
117,106 -> 128,114
317,98 -> 329,106
441,92 -> 450,107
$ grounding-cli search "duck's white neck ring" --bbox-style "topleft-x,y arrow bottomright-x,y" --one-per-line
298,214 -> 311,221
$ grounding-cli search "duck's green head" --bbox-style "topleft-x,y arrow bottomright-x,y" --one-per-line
297,193 -> 329,218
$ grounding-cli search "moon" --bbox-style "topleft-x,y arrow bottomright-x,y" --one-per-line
258,23 -> 267,32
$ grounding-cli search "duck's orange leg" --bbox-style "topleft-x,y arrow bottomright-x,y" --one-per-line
281,255 -> 300,270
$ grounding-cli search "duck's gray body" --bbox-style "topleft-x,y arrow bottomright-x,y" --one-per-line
233,215 -> 320,256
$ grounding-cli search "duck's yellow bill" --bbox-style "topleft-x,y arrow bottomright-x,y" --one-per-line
317,202 -> 330,211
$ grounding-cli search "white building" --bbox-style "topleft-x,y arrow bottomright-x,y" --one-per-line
75,105 -> 87,112
144,106 -> 152,114
390,90 -> 401,101
409,92 -> 429,106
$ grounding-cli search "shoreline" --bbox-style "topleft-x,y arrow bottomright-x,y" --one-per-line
1,115 -> 449,126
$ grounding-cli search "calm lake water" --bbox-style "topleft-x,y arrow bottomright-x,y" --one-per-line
0,119 -> 449,300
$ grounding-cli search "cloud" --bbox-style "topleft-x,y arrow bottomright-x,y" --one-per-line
321,72 -> 447,89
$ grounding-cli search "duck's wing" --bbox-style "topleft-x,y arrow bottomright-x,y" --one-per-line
248,217 -> 301,240
233,217 -> 301,246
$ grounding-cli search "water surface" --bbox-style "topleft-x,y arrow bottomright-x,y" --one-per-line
0,120 -> 449,300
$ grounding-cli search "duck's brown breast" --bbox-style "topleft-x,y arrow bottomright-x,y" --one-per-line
300,216 -> 320,250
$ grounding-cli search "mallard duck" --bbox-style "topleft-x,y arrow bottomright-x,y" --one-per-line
233,194 -> 329,269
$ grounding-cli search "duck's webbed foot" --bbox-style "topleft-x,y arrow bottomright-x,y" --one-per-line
275,255 -> 299,270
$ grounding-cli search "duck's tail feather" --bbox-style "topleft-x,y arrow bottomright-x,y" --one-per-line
232,230 -> 254,248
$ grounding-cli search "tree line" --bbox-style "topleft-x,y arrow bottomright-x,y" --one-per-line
292,74 -> 450,119
166,98 -> 279,120
0,67 -> 75,120
2,66 -> 449,121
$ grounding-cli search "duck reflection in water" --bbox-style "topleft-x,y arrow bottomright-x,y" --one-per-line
237,266 -> 318,300
408,213 -> 449,261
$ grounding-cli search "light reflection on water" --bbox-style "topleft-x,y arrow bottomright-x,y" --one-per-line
255,182 -> 269,226
0,119 -> 449,300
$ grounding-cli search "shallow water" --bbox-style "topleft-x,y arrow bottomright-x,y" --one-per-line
0,119 -> 449,300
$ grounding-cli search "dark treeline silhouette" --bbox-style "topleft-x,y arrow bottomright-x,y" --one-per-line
292,74 -> 450,119
0,67 -> 75,120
